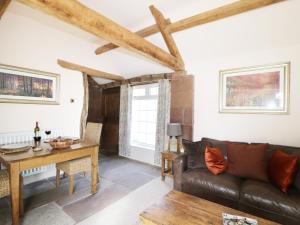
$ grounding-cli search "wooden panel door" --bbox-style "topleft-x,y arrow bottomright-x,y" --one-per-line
101,87 -> 120,155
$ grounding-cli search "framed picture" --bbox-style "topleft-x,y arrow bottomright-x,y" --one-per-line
0,64 -> 60,104
219,62 -> 290,114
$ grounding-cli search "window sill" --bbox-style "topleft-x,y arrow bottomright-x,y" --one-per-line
131,144 -> 155,151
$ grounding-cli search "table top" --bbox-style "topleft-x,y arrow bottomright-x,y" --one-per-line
0,141 -> 98,164
140,190 -> 280,225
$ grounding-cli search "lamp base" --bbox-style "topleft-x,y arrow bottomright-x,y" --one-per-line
168,136 -> 183,153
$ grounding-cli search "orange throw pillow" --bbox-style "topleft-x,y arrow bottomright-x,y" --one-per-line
205,146 -> 227,175
268,150 -> 299,193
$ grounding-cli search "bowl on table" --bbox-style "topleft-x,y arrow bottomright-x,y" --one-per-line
49,137 -> 73,150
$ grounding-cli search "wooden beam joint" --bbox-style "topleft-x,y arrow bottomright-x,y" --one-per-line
18,0 -> 182,71
0,0 -> 11,19
149,5 -> 185,70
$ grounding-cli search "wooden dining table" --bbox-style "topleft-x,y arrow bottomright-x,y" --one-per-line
0,141 -> 99,225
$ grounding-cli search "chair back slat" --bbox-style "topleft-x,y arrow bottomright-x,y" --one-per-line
84,123 -> 102,145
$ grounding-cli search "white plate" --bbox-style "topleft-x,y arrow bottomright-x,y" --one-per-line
0,143 -> 30,150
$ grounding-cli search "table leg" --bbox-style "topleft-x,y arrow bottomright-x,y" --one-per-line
167,159 -> 171,174
69,175 -> 74,196
161,157 -> 165,181
19,175 -> 24,216
91,147 -> 98,194
9,163 -> 20,225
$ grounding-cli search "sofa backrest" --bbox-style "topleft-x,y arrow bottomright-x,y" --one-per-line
182,137 -> 300,190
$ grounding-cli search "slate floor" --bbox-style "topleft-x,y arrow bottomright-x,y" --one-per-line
0,155 -> 160,224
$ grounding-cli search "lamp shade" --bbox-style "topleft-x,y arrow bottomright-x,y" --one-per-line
167,123 -> 182,137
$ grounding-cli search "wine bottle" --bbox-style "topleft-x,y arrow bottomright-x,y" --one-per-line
34,122 -> 40,137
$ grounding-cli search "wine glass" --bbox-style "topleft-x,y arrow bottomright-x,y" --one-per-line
45,130 -> 51,141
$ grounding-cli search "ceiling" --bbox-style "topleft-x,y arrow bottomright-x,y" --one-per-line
8,0 -> 236,46
5,0 -> 238,83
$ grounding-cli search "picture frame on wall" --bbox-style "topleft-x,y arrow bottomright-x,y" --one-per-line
0,63 -> 60,104
219,62 -> 290,114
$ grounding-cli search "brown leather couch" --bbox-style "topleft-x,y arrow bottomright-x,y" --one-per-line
173,138 -> 300,225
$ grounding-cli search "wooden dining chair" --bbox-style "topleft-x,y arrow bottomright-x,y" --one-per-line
56,122 -> 102,195
0,170 -> 24,216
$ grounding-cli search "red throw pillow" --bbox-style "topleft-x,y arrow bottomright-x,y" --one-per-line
268,150 -> 299,193
227,142 -> 269,182
205,146 -> 227,175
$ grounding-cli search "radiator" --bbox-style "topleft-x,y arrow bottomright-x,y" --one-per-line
0,130 -> 61,177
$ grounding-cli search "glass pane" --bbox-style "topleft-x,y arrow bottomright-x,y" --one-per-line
150,87 -> 158,96
130,84 -> 158,150
133,87 -> 146,97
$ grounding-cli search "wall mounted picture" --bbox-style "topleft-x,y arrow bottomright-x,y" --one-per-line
219,62 -> 290,114
0,64 -> 60,104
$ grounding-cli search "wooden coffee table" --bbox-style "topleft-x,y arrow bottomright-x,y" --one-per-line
140,190 -> 280,225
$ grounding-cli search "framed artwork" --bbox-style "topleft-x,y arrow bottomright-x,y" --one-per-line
219,62 -> 290,114
0,64 -> 60,104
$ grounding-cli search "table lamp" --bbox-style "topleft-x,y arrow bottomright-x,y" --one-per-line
167,123 -> 182,153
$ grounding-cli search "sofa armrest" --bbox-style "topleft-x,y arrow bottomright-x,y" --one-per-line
173,153 -> 188,191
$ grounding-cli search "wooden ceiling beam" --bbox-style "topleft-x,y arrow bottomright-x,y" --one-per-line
57,59 -> 125,81
0,0 -> 11,19
149,5 -> 184,69
94,0 -> 286,55
168,0 -> 286,33
18,0 -> 182,71
95,20 -> 170,55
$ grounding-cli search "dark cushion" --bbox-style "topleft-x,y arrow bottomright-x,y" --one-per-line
182,168 -> 242,202
227,142 -> 269,182
240,179 -> 300,220
182,139 -> 205,169
295,170 -> 300,191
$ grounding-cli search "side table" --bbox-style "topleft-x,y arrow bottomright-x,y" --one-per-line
161,151 -> 180,181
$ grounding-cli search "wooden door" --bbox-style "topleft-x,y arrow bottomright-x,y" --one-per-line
101,87 -> 120,155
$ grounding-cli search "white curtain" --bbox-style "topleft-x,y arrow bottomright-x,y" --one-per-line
154,79 -> 171,165
119,84 -> 132,157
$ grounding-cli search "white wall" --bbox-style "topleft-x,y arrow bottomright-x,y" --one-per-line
192,44 -> 300,146
0,2 -> 105,136
180,1 -> 300,146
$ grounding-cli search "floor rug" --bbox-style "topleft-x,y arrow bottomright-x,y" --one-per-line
77,177 -> 172,225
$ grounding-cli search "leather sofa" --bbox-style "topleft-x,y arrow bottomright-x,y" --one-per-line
173,138 -> 300,225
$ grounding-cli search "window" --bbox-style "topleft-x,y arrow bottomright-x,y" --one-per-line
130,83 -> 158,150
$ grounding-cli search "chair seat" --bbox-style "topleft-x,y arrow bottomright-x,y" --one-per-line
0,170 -> 10,198
57,157 -> 91,175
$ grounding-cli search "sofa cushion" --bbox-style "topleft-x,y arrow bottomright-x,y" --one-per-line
205,146 -> 227,175
182,168 -> 242,201
226,142 -> 269,182
203,137 -> 249,160
182,139 -> 206,169
240,179 -> 300,220
268,150 -> 299,193
267,144 -> 300,191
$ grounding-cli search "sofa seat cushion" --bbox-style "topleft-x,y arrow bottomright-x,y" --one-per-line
240,180 -> 300,220
182,168 -> 242,201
